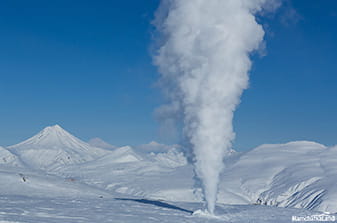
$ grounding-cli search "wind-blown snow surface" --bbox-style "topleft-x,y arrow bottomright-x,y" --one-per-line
0,196 -> 326,223
1,125 -> 337,222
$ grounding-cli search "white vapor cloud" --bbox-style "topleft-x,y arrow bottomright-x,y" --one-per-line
153,0 -> 279,214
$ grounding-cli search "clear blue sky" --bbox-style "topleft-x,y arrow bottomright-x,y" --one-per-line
0,0 -> 336,151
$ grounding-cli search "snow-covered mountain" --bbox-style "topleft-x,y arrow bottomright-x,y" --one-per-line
8,125 -> 109,170
2,125 -> 337,215
57,140 -> 337,213
218,141 -> 337,213
57,145 -> 190,199
84,146 -> 144,165
136,141 -> 181,154
88,137 -> 117,150
149,148 -> 188,168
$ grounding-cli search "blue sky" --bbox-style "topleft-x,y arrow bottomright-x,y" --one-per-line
0,0 -> 336,151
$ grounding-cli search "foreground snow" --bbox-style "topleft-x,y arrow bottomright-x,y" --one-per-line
0,195 -> 328,223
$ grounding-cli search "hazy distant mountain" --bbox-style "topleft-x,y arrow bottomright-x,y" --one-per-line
136,141 -> 181,153
88,137 -> 117,150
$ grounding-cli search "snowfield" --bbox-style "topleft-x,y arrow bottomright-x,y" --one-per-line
1,125 -> 337,222
0,195 -> 326,223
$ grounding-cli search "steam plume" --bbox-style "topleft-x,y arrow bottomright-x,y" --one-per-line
153,0 -> 278,214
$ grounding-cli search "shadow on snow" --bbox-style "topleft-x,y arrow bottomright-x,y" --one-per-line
115,198 -> 193,214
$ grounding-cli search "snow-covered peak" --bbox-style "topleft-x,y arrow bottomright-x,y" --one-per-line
101,146 -> 143,163
43,124 -> 66,134
31,124 -> 66,138
8,125 -> 109,170
45,124 -> 63,131
10,125 -> 90,149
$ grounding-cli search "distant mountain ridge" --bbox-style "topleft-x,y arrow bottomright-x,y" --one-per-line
88,137 -> 117,150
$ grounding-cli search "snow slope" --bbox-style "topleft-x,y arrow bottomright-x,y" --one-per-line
0,165 -> 110,199
0,146 -> 22,167
149,148 -> 187,168
88,137 -> 117,150
8,125 -> 109,170
48,137 -> 337,214
218,141 -> 337,213
56,146 -> 192,201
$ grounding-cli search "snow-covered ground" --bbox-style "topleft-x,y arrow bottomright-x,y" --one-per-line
0,195 -> 329,223
1,125 -> 337,222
